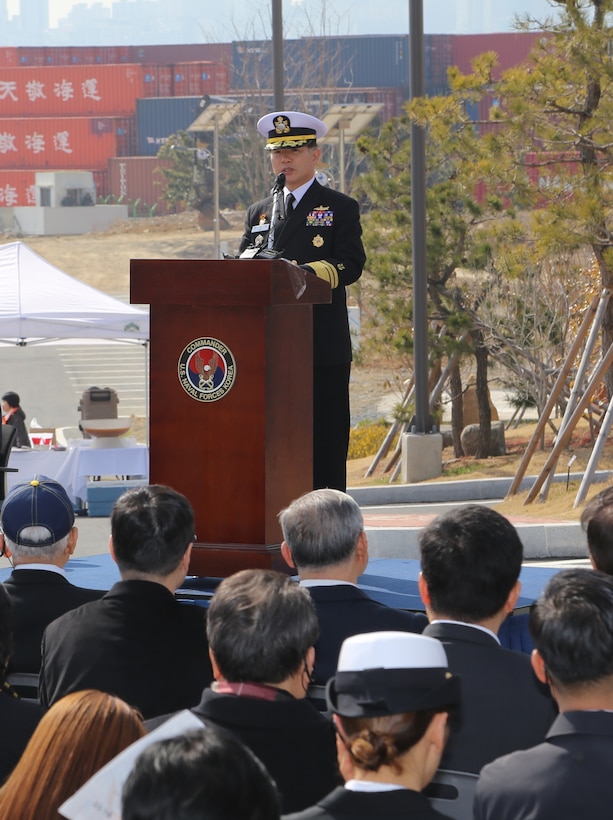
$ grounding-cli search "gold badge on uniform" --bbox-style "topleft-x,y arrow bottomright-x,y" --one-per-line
312,234 -> 324,248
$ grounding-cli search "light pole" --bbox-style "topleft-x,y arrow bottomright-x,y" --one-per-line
272,0 -> 284,109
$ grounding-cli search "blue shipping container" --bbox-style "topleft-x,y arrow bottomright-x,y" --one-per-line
136,96 -> 206,156
232,35 -> 410,91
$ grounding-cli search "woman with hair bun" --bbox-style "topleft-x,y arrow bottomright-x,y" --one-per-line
284,632 -> 460,820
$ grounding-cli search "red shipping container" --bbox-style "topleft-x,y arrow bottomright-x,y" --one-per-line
0,64 -> 144,117
0,169 -> 38,206
92,169 -> 109,198
172,61 -> 228,96
0,116 -> 135,169
0,48 -> 18,68
0,167 -> 109,205
17,47 -> 47,67
55,47 -> 73,66
365,88 -> 406,122
107,155 -> 183,215
130,43 -> 232,66
451,32 -> 546,78
157,65 -> 173,97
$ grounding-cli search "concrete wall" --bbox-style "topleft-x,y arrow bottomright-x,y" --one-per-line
11,205 -> 129,236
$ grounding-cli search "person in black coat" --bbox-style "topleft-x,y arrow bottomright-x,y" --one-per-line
419,504 -> 557,774
0,475 -> 104,674
0,584 -> 44,785
39,485 -> 213,720
239,111 -> 366,492
146,569 -> 340,815
279,488 -> 426,684
474,569 -> 613,820
1,391 -> 29,449
283,631 -> 461,820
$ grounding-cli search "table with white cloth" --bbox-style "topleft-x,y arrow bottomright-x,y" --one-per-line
7,441 -> 149,505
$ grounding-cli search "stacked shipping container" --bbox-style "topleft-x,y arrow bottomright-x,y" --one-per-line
0,32 -> 547,210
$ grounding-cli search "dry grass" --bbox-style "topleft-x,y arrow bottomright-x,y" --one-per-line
348,418 -> 613,521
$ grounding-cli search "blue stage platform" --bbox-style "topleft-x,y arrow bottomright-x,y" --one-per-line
0,555 -> 556,654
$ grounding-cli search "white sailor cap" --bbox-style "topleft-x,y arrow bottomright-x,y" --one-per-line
257,111 -> 328,150
326,631 -> 461,718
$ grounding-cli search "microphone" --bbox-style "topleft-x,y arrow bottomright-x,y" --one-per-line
271,172 -> 286,194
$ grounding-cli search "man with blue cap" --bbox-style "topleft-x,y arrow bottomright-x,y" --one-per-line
0,475 -> 103,674
239,110 -> 366,493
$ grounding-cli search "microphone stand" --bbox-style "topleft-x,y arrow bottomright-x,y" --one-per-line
267,173 -> 286,252
239,173 -> 287,260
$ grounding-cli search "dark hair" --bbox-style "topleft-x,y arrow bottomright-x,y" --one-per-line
121,727 -> 281,820
206,569 -> 319,683
0,585 -> 13,676
337,711 -> 439,774
419,504 -> 523,621
530,568 -> 613,689
1,392 -> 20,408
111,485 -> 194,576
279,488 -> 363,569
580,486 -> 613,575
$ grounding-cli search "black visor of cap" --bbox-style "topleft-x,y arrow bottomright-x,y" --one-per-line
326,667 -> 461,718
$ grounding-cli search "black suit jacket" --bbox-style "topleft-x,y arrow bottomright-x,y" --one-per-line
474,711 -> 613,820
307,584 -> 428,685
423,622 -> 557,773
283,785 -> 452,820
147,687 -> 340,814
240,179 -> 366,366
0,692 -> 45,785
3,569 -> 105,673
39,579 -> 213,720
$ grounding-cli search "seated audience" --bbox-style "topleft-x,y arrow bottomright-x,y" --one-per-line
419,504 -> 557,773
147,569 -> 340,814
0,688 -> 144,819
475,568 -> 613,819
580,485 -> 613,574
284,631 -> 460,819
122,726 -> 281,820
1,475 -> 104,674
0,584 -> 44,785
1,391 -> 29,448
280,488 -> 427,683
39,485 -> 213,719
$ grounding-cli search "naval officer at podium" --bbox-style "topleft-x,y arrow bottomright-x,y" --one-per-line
239,111 -> 366,492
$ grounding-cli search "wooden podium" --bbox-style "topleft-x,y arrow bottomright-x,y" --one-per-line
130,258 -> 330,577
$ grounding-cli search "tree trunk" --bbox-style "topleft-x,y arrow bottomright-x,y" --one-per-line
449,361 -> 464,457
473,331 -> 491,459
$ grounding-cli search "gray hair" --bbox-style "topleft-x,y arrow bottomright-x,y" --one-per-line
279,488 -> 363,570
5,526 -> 70,562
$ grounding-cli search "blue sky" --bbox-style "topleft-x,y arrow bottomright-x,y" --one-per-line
42,0 -> 558,35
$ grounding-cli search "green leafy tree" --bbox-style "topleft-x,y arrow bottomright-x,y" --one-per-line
354,75 -> 522,457
467,0 -> 613,386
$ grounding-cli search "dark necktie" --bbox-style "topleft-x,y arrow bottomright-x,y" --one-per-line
286,193 -> 295,216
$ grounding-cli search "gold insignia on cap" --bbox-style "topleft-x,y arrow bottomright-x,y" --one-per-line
313,235 -> 324,248
274,115 -> 291,135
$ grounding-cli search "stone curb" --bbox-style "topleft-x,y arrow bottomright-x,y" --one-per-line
348,472 -> 599,561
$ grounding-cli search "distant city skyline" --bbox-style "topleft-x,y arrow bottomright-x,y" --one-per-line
2,0 -> 559,45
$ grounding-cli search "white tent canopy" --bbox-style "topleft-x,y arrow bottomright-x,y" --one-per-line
0,241 -> 149,345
